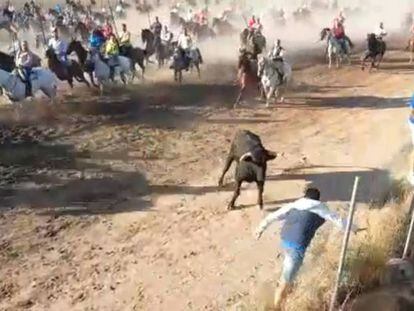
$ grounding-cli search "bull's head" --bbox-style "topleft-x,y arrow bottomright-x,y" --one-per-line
239,149 -> 280,163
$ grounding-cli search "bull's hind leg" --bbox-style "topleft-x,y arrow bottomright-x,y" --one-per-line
218,154 -> 234,187
228,180 -> 242,210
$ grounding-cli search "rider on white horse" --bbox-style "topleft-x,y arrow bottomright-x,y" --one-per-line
104,33 -> 120,80
332,18 -> 348,54
15,40 -> 34,96
268,39 -> 285,82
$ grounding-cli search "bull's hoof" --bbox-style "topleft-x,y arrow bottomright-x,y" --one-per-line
227,205 -> 234,211
218,180 -> 224,187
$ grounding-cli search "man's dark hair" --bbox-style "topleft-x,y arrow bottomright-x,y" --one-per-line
304,187 -> 321,200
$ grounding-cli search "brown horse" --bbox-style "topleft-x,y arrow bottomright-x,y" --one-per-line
234,51 -> 260,108
45,47 -> 90,88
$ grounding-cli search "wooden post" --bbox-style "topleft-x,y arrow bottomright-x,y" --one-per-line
329,176 -> 360,311
403,205 -> 414,258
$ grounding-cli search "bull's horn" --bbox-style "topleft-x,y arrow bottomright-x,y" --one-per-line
240,152 -> 253,162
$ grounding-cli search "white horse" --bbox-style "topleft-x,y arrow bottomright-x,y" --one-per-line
0,68 -> 57,102
320,28 -> 351,69
257,56 -> 292,107
86,52 -> 134,93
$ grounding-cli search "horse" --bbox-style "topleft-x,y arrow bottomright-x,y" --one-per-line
170,11 -> 186,29
0,51 -> 17,72
85,51 -> 134,93
170,47 -> 202,83
66,39 -> 96,86
257,56 -> 292,107
240,29 -> 266,59
234,51 -> 260,108
320,28 -> 350,69
153,40 -> 176,68
45,47 -> 90,88
141,28 -> 156,62
73,21 -> 90,43
192,23 -> 215,42
362,33 -> 386,71
0,68 -> 57,102
119,45 -> 146,77
212,18 -> 235,36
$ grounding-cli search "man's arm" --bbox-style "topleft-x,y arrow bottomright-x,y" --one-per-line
255,202 -> 295,239
309,203 -> 358,233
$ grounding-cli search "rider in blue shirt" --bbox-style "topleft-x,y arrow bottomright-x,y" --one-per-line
88,28 -> 106,53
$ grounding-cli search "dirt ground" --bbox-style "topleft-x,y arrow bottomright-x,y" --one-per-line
0,43 -> 414,311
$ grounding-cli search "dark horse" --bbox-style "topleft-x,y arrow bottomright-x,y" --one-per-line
234,50 -> 260,108
141,28 -> 159,65
45,47 -> 90,88
362,33 -> 386,71
0,51 -> 17,72
66,39 -> 97,86
73,21 -> 90,43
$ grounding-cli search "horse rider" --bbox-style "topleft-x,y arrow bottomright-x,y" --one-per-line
161,25 -> 173,45
48,27 -> 69,65
23,2 -> 32,17
332,17 -> 347,53
15,40 -> 34,97
375,22 -> 387,41
104,33 -> 120,80
337,10 -> 345,24
248,15 -> 256,29
151,16 -> 163,38
102,19 -> 114,40
255,17 -> 263,32
119,23 -> 131,56
89,27 -> 106,52
268,39 -> 285,82
177,28 -> 192,69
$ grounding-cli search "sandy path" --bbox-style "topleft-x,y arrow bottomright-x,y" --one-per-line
0,50 -> 413,311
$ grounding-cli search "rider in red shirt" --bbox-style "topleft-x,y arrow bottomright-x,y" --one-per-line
333,18 -> 345,39
248,15 -> 256,29
102,20 -> 114,39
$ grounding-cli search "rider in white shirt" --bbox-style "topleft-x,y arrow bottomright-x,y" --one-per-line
375,22 -> 387,40
177,28 -> 192,50
161,25 -> 173,44
48,27 -> 69,64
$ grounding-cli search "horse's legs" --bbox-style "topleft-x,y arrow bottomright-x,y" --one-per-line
234,87 -> 245,108
196,63 -> 201,78
266,86 -> 275,108
328,54 -> 332,69
88,72 -> 98,88
178,70 -> 182,84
